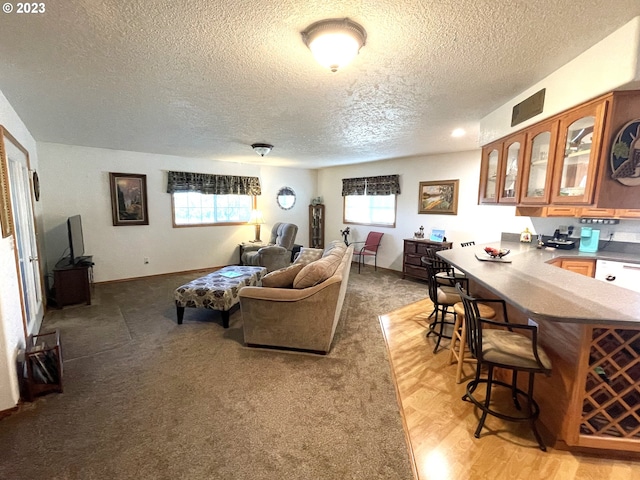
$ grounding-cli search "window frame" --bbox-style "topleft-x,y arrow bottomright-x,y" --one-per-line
342,194 -> 397,228
171,192 -> 256,228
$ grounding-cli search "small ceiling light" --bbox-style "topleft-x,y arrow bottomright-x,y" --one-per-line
251,143 -> 273,157
302,18 -> 367,73
451,128 -> 466,138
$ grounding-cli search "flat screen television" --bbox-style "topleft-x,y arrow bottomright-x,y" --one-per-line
67,215 -> 85,265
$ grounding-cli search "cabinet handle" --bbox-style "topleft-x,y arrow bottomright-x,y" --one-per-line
622,265 -> 640,271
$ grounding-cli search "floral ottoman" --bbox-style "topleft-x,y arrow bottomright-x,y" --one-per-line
174,266 -> 267,328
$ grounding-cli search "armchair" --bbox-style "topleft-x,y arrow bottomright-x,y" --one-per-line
242,222 -> 298,272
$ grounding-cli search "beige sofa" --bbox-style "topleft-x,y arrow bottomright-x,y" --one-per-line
239,244 -> 354,354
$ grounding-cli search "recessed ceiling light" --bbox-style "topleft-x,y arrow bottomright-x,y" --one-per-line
451,128 -> 466,138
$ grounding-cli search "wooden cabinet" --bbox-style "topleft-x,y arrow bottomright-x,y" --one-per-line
402,238 -> 453,281
478,142 -> 500,203
519,119 -> 559,204
309,204 -> 324,249
479,132 -> 525,204
553,258 -> 595,277
52,263 -> 92,307
485,90 -> 640,216
550,100 -> 607,205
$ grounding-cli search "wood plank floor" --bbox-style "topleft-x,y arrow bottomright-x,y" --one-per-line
379,298 -> 640,480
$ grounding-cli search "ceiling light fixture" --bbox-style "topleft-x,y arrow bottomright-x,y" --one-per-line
251,143 -> 273,157
451,128 -> 466,138
301,18 -> 367,73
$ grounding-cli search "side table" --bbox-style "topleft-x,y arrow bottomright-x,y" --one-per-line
238,241 -> 266,265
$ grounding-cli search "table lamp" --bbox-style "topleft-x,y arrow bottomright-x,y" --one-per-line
248,209 -> 265,242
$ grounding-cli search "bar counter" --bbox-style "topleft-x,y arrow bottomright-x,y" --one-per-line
438,242 -> 640,454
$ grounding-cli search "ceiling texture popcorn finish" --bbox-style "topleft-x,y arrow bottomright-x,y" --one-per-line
0,1 -> 639,168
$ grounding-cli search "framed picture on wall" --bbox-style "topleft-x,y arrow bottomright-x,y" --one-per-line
418,179 -> 459,215
109,173 -> 149,226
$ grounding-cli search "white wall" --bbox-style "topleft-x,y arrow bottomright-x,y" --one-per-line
481,16 -> 640,145
0,89 -> 42,411
318,150 -> 640,272
37,143 -> 316,283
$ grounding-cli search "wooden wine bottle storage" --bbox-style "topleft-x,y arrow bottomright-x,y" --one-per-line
576,326 -> 640,450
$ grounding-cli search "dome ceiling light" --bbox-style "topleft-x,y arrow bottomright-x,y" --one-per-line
251,143 -> 273,157
301,18 -> 367,73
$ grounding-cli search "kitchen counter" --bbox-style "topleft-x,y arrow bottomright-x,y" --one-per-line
438,241 -> 640,454
438,241 -> 640,326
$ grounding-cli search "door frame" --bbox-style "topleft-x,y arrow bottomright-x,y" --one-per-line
0,125 -> 44,338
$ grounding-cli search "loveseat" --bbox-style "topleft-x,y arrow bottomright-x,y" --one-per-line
238,242 -> 354,354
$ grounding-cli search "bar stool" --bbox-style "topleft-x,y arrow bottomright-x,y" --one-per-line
448,301 -> 497,383
421,257 -> 468,353
455,284 -> 552,451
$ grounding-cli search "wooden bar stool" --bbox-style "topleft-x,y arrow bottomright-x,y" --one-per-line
448,301 -> 497,383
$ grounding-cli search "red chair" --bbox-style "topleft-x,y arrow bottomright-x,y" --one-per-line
351,232 -> 384,273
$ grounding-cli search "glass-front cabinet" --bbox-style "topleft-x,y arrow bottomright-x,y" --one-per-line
478,142 -> 500,203
498,133 -> 524,203
478,132 -> 524,204
519,119 -> 559,204
550,101 -> 607,204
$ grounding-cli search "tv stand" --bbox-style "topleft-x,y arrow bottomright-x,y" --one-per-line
51,257 -> 93,308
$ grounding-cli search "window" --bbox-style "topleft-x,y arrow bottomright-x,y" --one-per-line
172,192 -> 253,226
343,194 -> 396,227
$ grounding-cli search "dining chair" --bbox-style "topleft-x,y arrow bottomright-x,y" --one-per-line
351,232 -> 384,273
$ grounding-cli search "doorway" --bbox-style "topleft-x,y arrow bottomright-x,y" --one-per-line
0,126 -> 43,335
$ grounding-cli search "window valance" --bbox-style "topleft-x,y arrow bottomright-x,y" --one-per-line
342,175 -> 400,196
167,171 -> 261,195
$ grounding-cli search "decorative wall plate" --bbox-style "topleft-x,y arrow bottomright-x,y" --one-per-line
32,170 -> 40,201
610,119 -> 640,186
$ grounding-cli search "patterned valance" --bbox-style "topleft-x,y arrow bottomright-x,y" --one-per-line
342,175 -> 400,196
167,171 -> 261,195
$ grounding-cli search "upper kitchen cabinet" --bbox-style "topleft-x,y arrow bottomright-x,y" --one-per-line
550,99 -> 608,205
478,141 -> 500,203
478,132 -> 525,204
519,119 -> 559,205
498,133 -> 525,203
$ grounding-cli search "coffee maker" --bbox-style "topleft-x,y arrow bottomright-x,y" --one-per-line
579,227 -> 600,253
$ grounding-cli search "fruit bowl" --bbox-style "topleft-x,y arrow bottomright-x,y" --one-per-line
484,247 -> 510,259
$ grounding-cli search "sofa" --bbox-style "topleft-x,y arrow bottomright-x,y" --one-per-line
239,242 -> 354,354
241,222 -> 298,273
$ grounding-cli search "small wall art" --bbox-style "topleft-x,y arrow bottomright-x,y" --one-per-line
418,179 -> 459,215
109,172 -> 149,226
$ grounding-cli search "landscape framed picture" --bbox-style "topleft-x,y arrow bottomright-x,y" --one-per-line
418,179 -> 459,215
109,172 -> 149,226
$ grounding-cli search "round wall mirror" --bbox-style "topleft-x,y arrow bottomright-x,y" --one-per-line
276,186 -> 296,210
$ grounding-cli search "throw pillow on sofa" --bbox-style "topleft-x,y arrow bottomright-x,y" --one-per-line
261,263 -> 305,288
293,247 -> 324,266
293,252 -> 343,289
322,240 -> 346,257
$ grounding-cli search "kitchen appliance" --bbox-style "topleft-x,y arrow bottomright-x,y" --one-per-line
594,260 -> 640,293
545,225 -> 575,249
579,227 -> 600,253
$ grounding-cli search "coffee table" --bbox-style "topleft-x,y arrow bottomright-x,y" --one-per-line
174,265 -> 267,328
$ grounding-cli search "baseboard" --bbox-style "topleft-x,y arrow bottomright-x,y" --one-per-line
0,405 -> 19,420
94,266 -> 227,285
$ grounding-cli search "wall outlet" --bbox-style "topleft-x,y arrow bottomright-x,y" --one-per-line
144,257 -> 149,264
527,318 -> 538,328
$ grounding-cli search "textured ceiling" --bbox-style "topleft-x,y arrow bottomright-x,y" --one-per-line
1,1 -> 639,168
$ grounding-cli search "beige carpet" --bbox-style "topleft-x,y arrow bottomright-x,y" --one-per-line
0,265 -> 428,479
